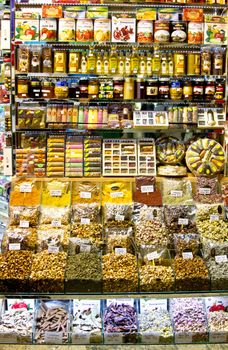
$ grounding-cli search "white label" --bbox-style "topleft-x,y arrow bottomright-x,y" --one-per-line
110,192 -> 123,198
107,298 -> 134,307
45,331 -> 63,344
9,243 -> 21,251
81,218 -> 90,225
20,220 -> 29,228
142,299 -> 167,311
171,190 -> 183,197
210,215 -> 219,222
80,191 -> 92,199
48,246 -> 59,254
50,190 -> 62,197
175,333 -> 192,344
141,185 -> 154,193
142,332 -> 160,344
72,333 -> 91,344
115,248 -> 127,255
215,255 -> 228,263
105,333 -> 123,344
146,213 -> 154,220
115,214 -> 124,221
182,252 -> 193,260
0,333 -> 17,343
199,188 -> 211,195
178,218 -> 189,225
20,183 -> 32,193
147,251 -> 160,261
209,332 -> 227,343
52,220 -> 61,227
80,244 -> 91,253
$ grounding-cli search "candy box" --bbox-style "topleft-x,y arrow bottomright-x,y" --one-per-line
112,16 -> 136,43
42,5 -> 63,18
205,297 -> 228,343
204,16 -> 228,45
183,8 -> 203,22
136,8 -> 156,20
40,19 -> 57,41
15,19 -> 39,41
87,6 -> 108,19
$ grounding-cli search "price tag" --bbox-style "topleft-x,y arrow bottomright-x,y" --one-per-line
20,183 -> 32,193
182,252 -> 193,260
45,331 -> 63,344
81,218 -> 90,225
50,190 -> 62,197
175,333 -> 192,344
209,332 -> 227,343
51,220 -> 61,227
9,243 -> 21,251
110,192 -> 123,198
199,188 -> 211,195
215,255 -> 228,263
0,333 -> 17,343
20,220 -> 29,228
115,214 -> 124,221
141,185 -> 154,193
80,192 -> 92,199
115,248 -> 127,255
147,251 -> 160,261
80,244 -> 91,253
142,299 -> 167,311
178,218 -> 188,225
210,215 -> 219,222
72,333 -> 91,344
107,298 -> 134,307
48,246 -> 59,254
142,332 -> 160,344
171,190 -> 183,197
105,333 -> 123,344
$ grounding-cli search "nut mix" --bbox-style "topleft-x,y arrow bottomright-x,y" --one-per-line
3,227 -> 37,251
174,234 -> 200,256
71,223 -> 103,245
194,177 -> 222,204
72,203 -> 101,222
206,258 -> 228,290
9,206 -> 40,227
140,265 -> 175,292
40,206 -> 71,225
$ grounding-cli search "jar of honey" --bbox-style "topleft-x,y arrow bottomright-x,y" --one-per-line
54,81 -> 69,99
17,78 -> 29,98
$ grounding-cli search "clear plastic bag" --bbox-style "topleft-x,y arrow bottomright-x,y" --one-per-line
201,237 -> 228,258
71,223 -> 103,246
72,203 -> 101,223
164,205 -> 196,234
196,203 -> 224,222
193,177 -> 222,204
161,178 -> 194,205
174,234 -> 200,256
103,203 -> 133,222
68,237 -> 101,255
42,180 -> 71,207
3,227 -> 37,251
40,206 -> 71,226
9,206 -> 40,227
72,181 -> 101,204
37,226 -> 69,252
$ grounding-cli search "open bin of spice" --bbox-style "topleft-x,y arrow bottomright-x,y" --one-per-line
103,299 -> 138,344
170,297 -> 208,344
34,299 -> 71,344
71,299 -> 103,344
205,297 -> 228,343
0,299 -> 35,344
138,298 -> 173,344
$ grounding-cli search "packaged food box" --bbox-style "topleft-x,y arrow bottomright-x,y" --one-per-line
183,8 -> 203,22
42,5 -> 63,18
94,19 -> 111,42
40,19 -> 57,41
76,19 -> 94,42
15,19 -> 39,41
112,16 -> 136,43
137,20 -> 153,43
136,8 -> 156,20
58,18 -> 75,41
204,16 -> 228,45
158,8 -> 179,21
87,6 -> 108,19
64,6 -> 86,19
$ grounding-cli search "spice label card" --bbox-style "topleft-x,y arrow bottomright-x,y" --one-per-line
104,332 -> 123,344
141,332 -> 160,344
106,298 -> 134,307
45,331 -> 63,344
7,299 -> 35,311
175,332 -> 193,343
209,332 -> 228,343
72,333 -> 91,344
140,298 -> 167,311
0,333 -> 17,343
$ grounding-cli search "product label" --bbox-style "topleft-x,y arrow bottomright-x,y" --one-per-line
72,333 -> 91,344
20,183 -> 32,193
182,252 -> 193,259
215,255 -> 228,263
142,332 -> 160,344
209,332 -> 227,343
20,220 -> 29,228
115,214 -> 125,221
0,333 -> 17,343
45,331 -> 63,344
81,218 -> 90,225
115,248 -> 127,255
171,190 -> 183,197
50,190 -> 62,197
210,215 -> 219,222
110,192 -> 123,198
199,188 -> 211,195
178,218 -> 189,225
80,244 -> 91,253
107,298 -> 134,307
105,333 -> 123,344
48,246 -> 59,254
51,220 -> 61,227
80,191 -> 92,199
141,185 -> 154,193
175,333 -> 192,344
142,298 -> 167,311
147,251 -> 160,261
9,243 -> 21,251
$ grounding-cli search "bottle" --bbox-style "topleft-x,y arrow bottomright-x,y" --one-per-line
103,51 -> 109,74
118,51 -> 125,75
168,54 -> 174,76
124,78 -> 134,100
130,48 -> 139,74
215,80 -> 225,100
109,46 -> 118,74
213,49 -> 224,76
139,53 -> 146,75
161,54 -> 168,75
69,52 -> 80,73
201,50 -> 211,75
193,80 -> 204,101
96,52 -> 103,74
80,51 -> 87,74
146,52 -> 152,76
205,80 -> 215,100
87,48 -> 96,74
125,55 -> 131,75
152,49 -> 161,74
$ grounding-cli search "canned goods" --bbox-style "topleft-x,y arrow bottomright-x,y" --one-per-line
174,54 -> 185,75
154,21 -> 170,43
187,54 -> 200,75
171,22 -> 187,42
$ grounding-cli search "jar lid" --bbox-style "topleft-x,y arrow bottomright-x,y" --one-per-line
43,81 -> 52,87
31,81 -> 40,86
56,81 -> 68,87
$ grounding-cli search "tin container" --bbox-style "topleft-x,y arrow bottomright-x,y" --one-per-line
154,21 -> 170,43
171,21 -> 187,42
187,54 -> 201,75
174,54 -> 185,75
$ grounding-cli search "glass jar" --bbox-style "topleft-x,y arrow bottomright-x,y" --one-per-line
135,78 -> 146,100
215,80 -> 225,100
30,80 -> 42,99
113,79 -> 124,99
205,81 -> 215,100
124,78 -> 134,100
79,80 -> 88,98
17,78 -> 29,98
146,79 -> 158,99
193,80 -> 204,101
159,79 -> 169,99
69,82 -> 80,99
30,49 -> 41,73
41,81 -> 54,99
42,47 -> 53,73
213,50 -> 224,76
183,81 -> 193,100
88,80 -> 99,99
201,50 -> 211,75
170,81 -> 183,100
54,81 -> 69,99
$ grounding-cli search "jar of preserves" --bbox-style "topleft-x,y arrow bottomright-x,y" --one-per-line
124,78 -> 134,100
183,81 -> 193,100
159,79 -> 169,99
201,50 -> 211,75
146,79 -> 158,99
30,80 -> 42,99
193,80 -> 204,101
215,80 -> 225,100
135,78 -> 146,99
79,80 -> 88,98
170,81 -> 183,100
88,80 -> 99,99
69,82 -> 80,99
30,49 -> 41,73
41,81 -> 54,99
17,78 -> 29,98
54,81 -> 69,99
113,79 -> 124,99
205,81 -> 215,100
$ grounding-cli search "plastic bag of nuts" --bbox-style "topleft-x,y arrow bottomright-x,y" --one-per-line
196,203 -> 224,222
206,257 -> 228,290
68,237 -> 101,255
194,177 -> 222,204
174,234 -> 200,256
9,206 -> 40,227
103,203 -> 133,222
72,203 -> 101,223
222,182 -> 228,206
197,218 -> 228,242
2,227 -> 37,252
37,227 -> 69,252
201,237 -> 228,259
71,223 -> 103,246
40,206 -> 71,226
164,205 -> 197,235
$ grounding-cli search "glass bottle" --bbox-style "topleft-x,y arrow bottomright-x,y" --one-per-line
96,52 -> 103,74
201,50 -> 211,75
109,46 -> 118,74
213,49 -> 224,76
130,48 -> 139,74
30,48 -> 41,73
139,53 -> 146,75
152,49 -> 161,75
118,51 -> 125,75
125,55 -> 131,75
146,52 -> 152,76
69,52 -> 80,74
103,52 -> 109,74
161,54 -> 168,75
80,51 -> 88,74
168,54 -> 174,76
42,47 -> 53,73
87,48 -> 96,74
